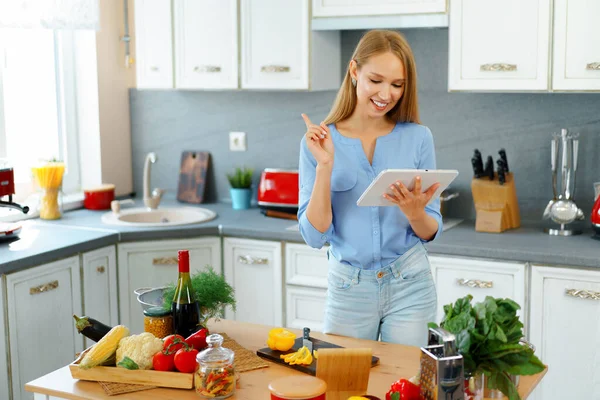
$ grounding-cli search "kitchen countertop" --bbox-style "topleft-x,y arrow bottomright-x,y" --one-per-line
1,196 -> 599,274
25,319 -> 547,400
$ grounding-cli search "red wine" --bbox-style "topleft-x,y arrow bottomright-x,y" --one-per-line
172,250 -> 201,337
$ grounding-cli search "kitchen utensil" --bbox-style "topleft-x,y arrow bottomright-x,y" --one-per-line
269,376 -> 327,400
83,184 -> 115,210
256,336 -> 379,376
0,222 -> 22,241
420,327 -> 465,400
471,149 -> 484,178
134,286 -> 168,312
303,327 -> 313,354
498,148 -> 509,172
0,165 -> 29,213
177,151 -> 211,204
315,348 -> 372,400
258,169 -> 299,214
440,189 -> 459,218
261,208 -> 298,220
484,156 -> 494,180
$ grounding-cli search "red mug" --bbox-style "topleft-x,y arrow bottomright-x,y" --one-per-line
83,184 -> 115,210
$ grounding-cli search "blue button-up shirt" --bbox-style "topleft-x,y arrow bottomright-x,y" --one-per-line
298,122 -> 443,270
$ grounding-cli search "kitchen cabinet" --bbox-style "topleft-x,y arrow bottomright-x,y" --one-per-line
6,256 -> 83,400
529,266 -> 600,400
448,0 -> 551,92
240,0 -> 340,90
134,0 -> 174,89
223,238 -> 283,326
312,0 -> 446,17
174,0 -> 238,89
81,245 -> 118,349
117,237 -> 221,335
285,243 -> 328,331
552,0 -> 600,91
0,277 -> 10,400
429,255 -> 527,327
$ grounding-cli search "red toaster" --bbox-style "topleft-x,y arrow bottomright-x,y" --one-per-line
257,169 -> 299,212
0,168 -> 15,197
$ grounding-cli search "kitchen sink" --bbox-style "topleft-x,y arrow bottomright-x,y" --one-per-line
101,207 -> 217,227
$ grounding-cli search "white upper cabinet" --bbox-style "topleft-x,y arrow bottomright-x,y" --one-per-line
313,0 -> 447,17
240,0 -> 340,90
134,0 -> 174,89
448,0 -> 551,91
174,0 -> 238,89
552,0 -> 600,91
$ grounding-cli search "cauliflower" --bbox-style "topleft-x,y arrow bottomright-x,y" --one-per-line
116,332 -> 164,370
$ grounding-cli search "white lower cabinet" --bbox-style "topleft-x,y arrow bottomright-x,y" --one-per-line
284,243 -> 328,332
0,277 -> 10,400
118,237 -> 222,335
530,266 -> 600,400
6,256 -> 83,400
81,245 -> 118,349
429,255 -> 526,326
223,238 -> 282,326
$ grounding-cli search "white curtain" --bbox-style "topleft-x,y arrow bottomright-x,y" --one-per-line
0,0 -> 99,30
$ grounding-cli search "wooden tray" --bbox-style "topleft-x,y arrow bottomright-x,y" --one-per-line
256,337 -> 379,376
69,347 -> 193,389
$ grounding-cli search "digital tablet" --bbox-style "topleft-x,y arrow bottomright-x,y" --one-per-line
356,169 -> 459,207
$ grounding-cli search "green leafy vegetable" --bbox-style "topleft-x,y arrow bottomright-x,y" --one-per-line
117,356 -> 139,370
430,295 -> 545,400
162,266 -> 236,327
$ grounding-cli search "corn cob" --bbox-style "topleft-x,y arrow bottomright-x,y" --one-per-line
79,325 -> 130,369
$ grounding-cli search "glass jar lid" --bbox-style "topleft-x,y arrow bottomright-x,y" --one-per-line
196,334 -> 235,367
143,306 -> 171,317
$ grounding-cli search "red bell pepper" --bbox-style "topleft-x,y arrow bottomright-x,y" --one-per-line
386,378 -> 421,400
186,328 -> 209,350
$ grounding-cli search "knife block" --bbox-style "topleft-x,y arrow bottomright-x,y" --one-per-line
471,172 -> 520,233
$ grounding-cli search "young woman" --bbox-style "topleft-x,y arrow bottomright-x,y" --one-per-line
298,30 -> 442,347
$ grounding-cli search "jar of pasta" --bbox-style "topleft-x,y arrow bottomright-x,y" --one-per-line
195,334 -> 236,399
143,306 -> 173,339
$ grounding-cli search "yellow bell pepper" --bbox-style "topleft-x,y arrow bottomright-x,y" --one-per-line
280,345 -> 313,365
267,328 -> 297,352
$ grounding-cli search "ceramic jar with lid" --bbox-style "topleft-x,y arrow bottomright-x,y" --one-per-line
195,334 -> 236,399
268,375 -> 327,400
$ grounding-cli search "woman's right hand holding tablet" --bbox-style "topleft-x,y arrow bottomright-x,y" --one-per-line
302,113 -> 334,167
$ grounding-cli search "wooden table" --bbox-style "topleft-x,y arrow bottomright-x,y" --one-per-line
26,319 -> 546,400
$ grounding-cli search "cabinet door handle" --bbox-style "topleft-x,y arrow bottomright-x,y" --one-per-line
153,257 -> 178,265
96,266 -> 106,273
260,65 -> 290,73
30,280 -> 59,295
565,288 -> 600,300
480,63 -> 517,72
238,255 -> 269,265
586,62 -> 600,71
150,66 -> 159,72
194,65 -> 221,73
456,278 -> 493,289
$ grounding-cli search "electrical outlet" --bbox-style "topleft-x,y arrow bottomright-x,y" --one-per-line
229,132 -> 247,151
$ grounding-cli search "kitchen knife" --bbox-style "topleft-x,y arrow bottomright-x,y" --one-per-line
485,156 -> 494,180
498,148 -> 509,173
303,327 -> 313,354
472,149 -> 484,178
496,158 -> 506,185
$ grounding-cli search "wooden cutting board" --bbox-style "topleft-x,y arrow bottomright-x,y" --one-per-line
177,151 -> 210,204
256,336 -> 379,376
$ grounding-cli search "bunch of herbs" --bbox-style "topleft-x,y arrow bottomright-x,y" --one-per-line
162,266 -> 236,327
226,167 -> 253,189
430,295 -> 545,400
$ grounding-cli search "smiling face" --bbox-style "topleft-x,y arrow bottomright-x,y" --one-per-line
350,51 -> 406,120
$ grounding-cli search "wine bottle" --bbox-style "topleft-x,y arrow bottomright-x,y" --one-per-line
172,250 -> 201,337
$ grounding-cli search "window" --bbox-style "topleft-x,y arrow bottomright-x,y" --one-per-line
0,28 -> 81,204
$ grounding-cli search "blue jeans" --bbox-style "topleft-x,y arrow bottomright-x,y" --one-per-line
323,241 -> 437,347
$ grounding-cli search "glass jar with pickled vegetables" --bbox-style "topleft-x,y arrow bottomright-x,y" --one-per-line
195,333 -> 236,399
143,306 -> 173,339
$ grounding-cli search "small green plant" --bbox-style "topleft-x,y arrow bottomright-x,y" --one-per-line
227,167 -> 253,189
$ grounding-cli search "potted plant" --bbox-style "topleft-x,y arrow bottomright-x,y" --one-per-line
227,166 -> 254,210
429,295 -> 545,400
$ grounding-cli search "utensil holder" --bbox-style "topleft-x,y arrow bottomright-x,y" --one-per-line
471,173 -> 520,233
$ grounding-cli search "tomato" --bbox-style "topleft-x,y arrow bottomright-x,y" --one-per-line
152,350 -> 175,372
186,328 -> 209,350
163,334 -> 186,354
174,347 -> 199,373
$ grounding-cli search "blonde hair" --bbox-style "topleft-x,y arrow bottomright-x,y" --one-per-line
324,30 -> 420,125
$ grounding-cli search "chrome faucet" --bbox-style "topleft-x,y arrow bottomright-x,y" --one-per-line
143,152 -> 165,210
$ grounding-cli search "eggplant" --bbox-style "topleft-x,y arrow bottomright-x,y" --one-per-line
73,314 -> 113,342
